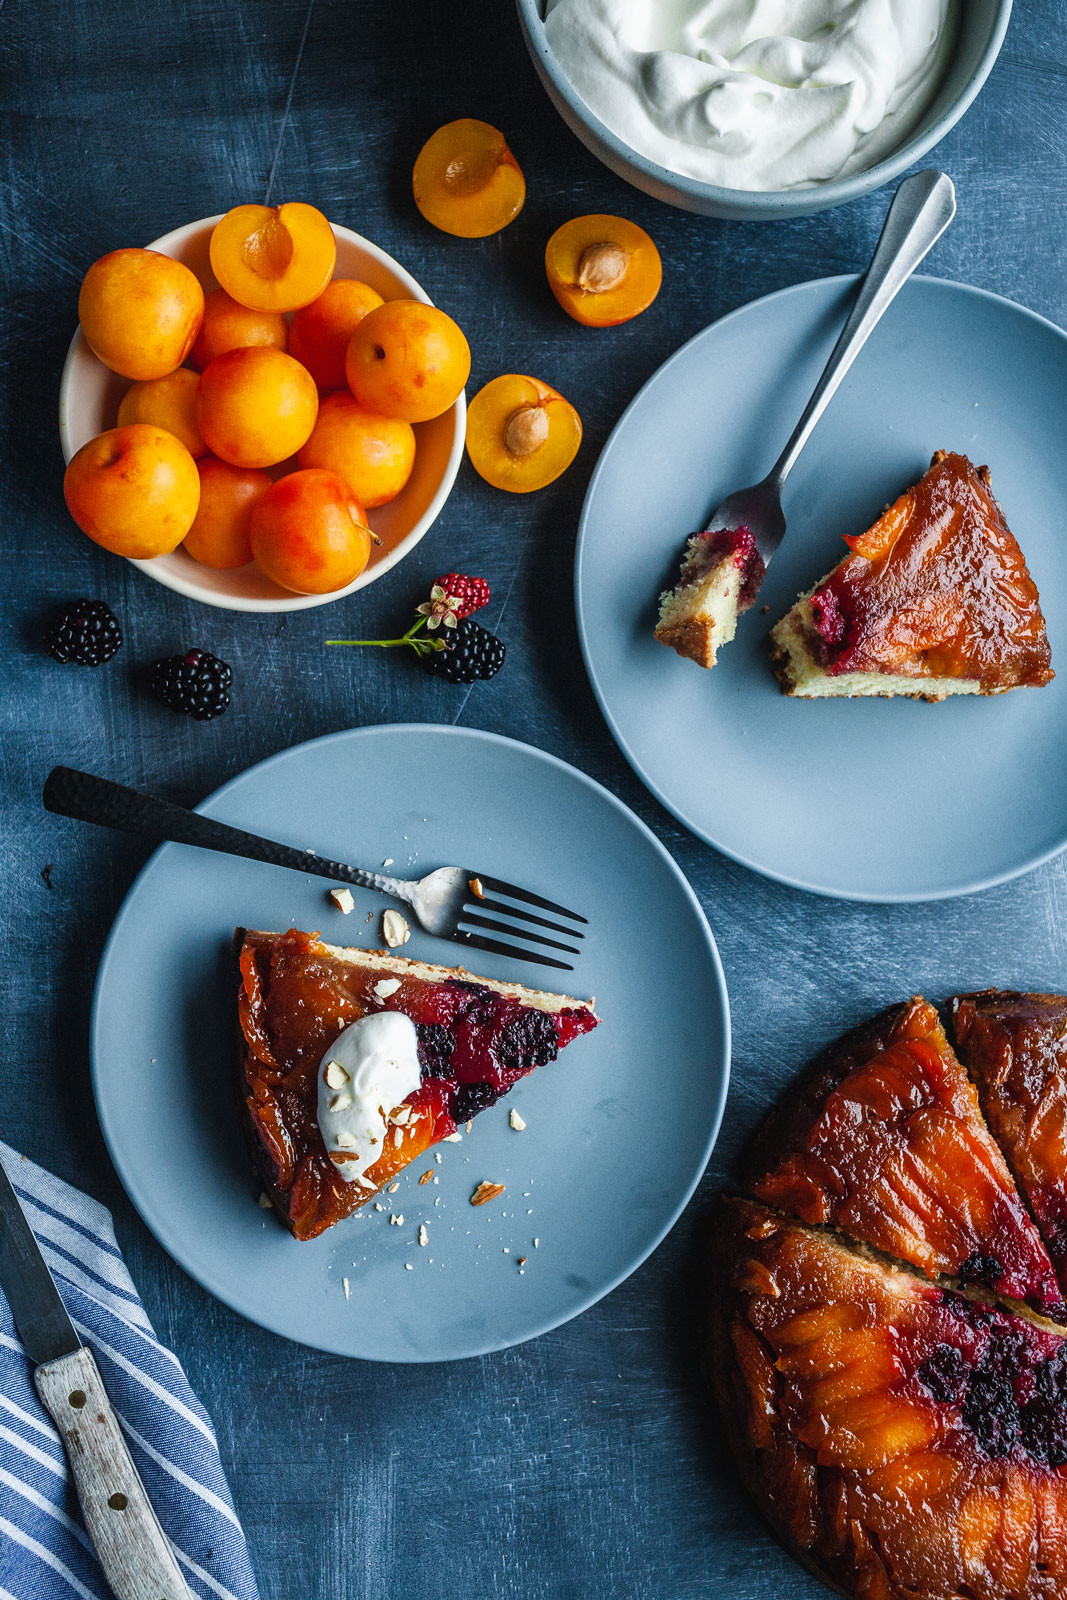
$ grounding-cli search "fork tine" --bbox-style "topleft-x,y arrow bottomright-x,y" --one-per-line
476,875 -> 587,925
473,895 -> 585,941
460,912 -> 581,956
455,930 -> 574,973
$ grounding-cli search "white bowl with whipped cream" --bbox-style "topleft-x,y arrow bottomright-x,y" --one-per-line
517,0 -> 1011,219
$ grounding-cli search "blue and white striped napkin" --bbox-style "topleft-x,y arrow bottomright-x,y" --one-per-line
0,1143 -> 260,1600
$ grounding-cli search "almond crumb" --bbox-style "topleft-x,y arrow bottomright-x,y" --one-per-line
404,1262 -> 413,1270
329,887 -> 355,915
444,1132 -> 463,1143
419,1169 -> 435,1186
468,876 -> 485,899
471,1180 -> 505,1207
418,1225 -> 429,1247
509,1108 -> 526,1132
465,1120 -> 473,1134
388,1183 -> 400,1193
257,1192 -> 273,1210
324,1059 -> 350,1089
517,1256 -> 527,1266
342,1276 -> 350,1300
382,909 -> 411,948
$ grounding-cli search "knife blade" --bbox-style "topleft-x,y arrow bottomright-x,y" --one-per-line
0,1150 -> 194,1600
0,1155 -> 81,1363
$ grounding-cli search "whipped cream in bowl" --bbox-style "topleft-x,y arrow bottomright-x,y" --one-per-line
544,0 -> 955,193
519,0 -> 1007,218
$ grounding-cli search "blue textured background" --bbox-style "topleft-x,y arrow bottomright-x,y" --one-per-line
3,3 -> 1067,1595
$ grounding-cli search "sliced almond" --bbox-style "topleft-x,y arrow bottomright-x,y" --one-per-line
391,1105 -> 411,1126
324,1060 -> 350,1089
374,977 -> 402,1001
419,1169 -> 435,1186
443,1131 -> 463,1143
471,1180 -> 505,1207
509,1108 -> 526,1132
334,1130 -> 357,1149
329,887 -> 355,914
330,1091 -> 353,1113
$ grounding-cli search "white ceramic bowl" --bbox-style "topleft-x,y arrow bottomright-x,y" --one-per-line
59,217 -> 466,613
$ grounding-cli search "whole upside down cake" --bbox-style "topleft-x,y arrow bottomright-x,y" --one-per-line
712,990 -> 1067,1600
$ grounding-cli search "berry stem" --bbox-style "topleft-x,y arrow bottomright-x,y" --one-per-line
325,616 -> 444,657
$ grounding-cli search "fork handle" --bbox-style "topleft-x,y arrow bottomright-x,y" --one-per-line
770,169 -> 956,490
43,767 -> 414,903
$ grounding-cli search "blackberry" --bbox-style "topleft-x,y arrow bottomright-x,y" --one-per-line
495,1010 -> 559,1074
149,649 -> 232,720
433,573 -> 490,620
918,1344 -> 967,1404
451,1080 -> 500,1123
44,600 -> 122,665
416,1023 -> 455,1079
963,1368 -> 1019,1456
957,1252 -> 1004,1291
423,617 -> 505,684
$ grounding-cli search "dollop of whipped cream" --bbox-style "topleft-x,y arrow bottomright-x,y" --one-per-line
317,1012 -> 422,1186
543,0 -> 954,191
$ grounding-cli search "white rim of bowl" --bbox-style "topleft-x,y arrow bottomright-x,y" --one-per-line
58,216 -> 467,613
516,0 -> 1013,214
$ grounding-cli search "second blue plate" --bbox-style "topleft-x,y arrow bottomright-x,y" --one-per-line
576,275 -> 1067,901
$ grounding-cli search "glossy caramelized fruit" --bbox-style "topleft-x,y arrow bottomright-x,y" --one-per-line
749,996 -> 1065,1316
954,992 -> 1067,1289
711,1198 -> 1067,1600
234,928 -> 598,1240
770,452 -> 1054,698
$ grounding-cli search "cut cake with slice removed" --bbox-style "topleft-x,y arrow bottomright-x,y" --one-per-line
234,927 -> 598,1240
709,1196 -> 1067,1600
655,524 -> 766,668
769,451 -> 1053,699
746,995 -> 1066,1317
953,991 -> 1067,1292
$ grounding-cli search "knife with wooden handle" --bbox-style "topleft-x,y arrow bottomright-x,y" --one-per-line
0,1154 -> 193,1600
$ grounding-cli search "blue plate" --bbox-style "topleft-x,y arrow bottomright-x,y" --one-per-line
576,276 -> 1067,901
91,725 -> 729,1361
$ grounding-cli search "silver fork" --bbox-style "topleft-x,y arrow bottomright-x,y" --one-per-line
42,766 -> 587,973
705,169 -> 956,581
